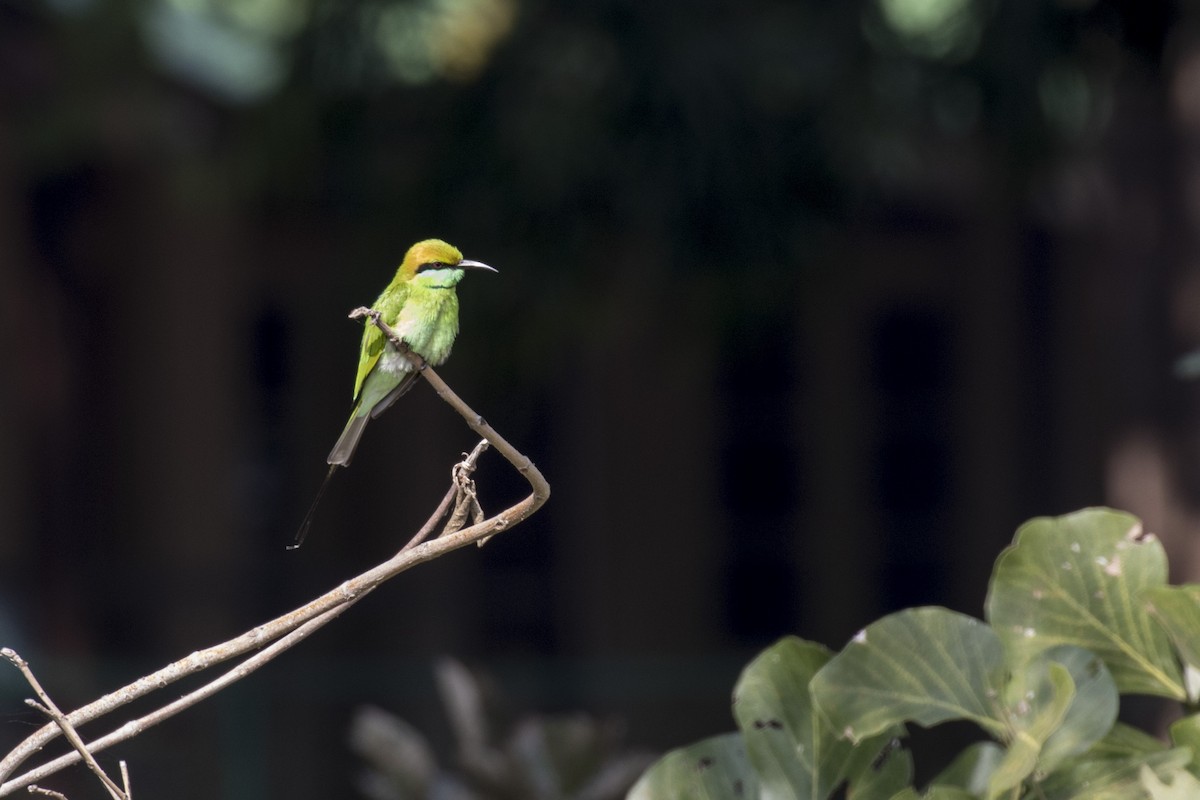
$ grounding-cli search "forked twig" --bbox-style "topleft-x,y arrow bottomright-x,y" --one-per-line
0,309 -> 549,795
2,649 -> 127,800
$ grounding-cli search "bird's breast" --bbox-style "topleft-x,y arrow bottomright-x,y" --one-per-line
392,288 -> 460,366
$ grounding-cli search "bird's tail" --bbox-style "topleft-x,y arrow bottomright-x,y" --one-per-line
290,464 -> 337,549
328,412 -> 370,467
290,410 -> 369,549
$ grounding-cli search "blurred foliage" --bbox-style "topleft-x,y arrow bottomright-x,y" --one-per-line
630,508 -> 1200,799
4,0 -> 1157,362
4,0 -> 1168,370
11,0 -> 1155,228
349,658 -> 654,800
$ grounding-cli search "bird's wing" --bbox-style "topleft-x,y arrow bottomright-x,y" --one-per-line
353,322 -> 386,400
369,371 -> 420,419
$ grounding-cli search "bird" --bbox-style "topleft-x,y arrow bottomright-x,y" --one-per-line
291,239 -> 497,548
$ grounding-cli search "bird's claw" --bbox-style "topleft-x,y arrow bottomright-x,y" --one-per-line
349,306 -> 383,324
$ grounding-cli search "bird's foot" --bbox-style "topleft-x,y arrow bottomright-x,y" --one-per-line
348,306 -> 382,324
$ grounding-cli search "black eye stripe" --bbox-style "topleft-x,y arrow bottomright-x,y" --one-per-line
416,261 -> 450,273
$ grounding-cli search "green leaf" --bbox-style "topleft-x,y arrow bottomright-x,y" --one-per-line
847,741 -> 912,800
985,508 -> 1184,699
627,733 -> 758,800
1038,745 -> 1193,800
1037,646 -> 1119,771
811,607 -> 1008,742
886,787 -> 976,800
1143,584 -> 1200,701
986,660 -> 1075,798
810,610 -> 1120,799
733,636 -> 905,800
987,647 -> 1115,798
1142,585 -> 1200,665
1168,714 -> 1200,778
1140,763 -> 1200,799
1092,722 -> 1171,758
923,790 -> 977,800
930,741 -> 1004,794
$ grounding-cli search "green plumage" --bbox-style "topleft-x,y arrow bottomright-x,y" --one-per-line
328,238 -> 495,466
291,238 -> 496,548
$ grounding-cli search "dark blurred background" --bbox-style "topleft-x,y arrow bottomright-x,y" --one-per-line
2,0 -> 1200,795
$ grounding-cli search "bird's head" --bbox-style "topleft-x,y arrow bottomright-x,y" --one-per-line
398,239 -> 497,287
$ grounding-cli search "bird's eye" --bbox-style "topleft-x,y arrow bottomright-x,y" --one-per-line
417,261 -> 446,273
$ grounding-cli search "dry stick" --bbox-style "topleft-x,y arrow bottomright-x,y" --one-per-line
1,650 -> 126,800
2,600 -> 357,793
0,329 -> 549,794
0,452 -> 475,793
24,702 -> 124,800
0,592 -> 362,787
4,442 -> 494,789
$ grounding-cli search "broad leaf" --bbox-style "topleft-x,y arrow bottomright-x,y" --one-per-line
985,508 -> 1184,699
733,636 -> 904,800
627,733 -> 758,800
988,646 -> 1116,797
986,660 -> 1074,798
1037,646 -> 1118,771
810,607 -> 1008,743
1090,722 -> 1171,759
1168,714 -> 1200,778
1038,742 -> 1192,800
847,741 -> 912,800
930,741 -> 1004,795
1143,584 -> 1200,701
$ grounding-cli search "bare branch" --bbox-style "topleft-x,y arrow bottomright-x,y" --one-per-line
2,650 -> 126,800
0,332 -> 548,795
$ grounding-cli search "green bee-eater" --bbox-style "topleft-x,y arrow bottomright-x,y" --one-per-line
292,238 -> 497,548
